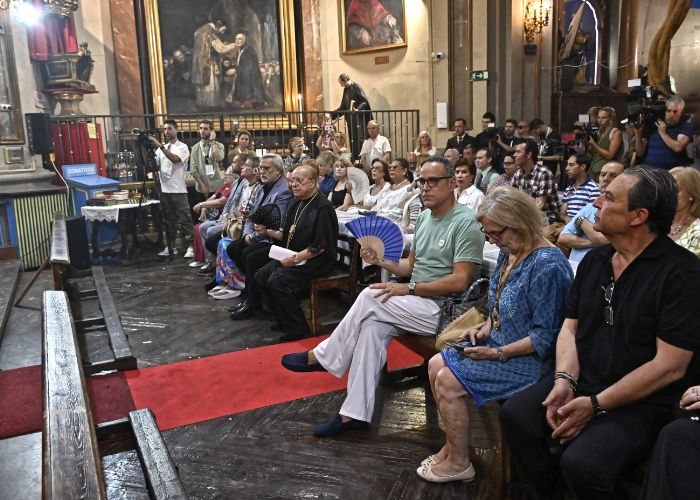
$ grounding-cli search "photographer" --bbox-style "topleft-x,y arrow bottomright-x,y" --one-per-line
531,118 -> 564,181
495,119 -> 519,168
149,119 -> 195,258
635,96 -> 693,169
589,107 -> 623,181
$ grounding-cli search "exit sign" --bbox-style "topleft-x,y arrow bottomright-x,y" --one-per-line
470,70 -> 489,81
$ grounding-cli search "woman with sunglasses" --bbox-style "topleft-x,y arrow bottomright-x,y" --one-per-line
417,187 -> 573,483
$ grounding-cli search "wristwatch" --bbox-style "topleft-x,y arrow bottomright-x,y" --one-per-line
574,215 -> 586,231
408,281 -> 416,295
496,347 -> 506,362
590,394 -> 607,416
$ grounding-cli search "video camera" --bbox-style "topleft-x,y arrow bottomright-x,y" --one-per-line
573,124 -> 600,143
132,128 -> 161,149
484,123 -> 505,141
625,79 -> 666,129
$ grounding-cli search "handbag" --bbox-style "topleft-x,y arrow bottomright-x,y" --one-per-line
434,278 -> 490,350
225,215 -> 243,240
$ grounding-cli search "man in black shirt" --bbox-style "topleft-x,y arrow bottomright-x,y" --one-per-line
331,73 -> 372,159
500,166 -> 700,500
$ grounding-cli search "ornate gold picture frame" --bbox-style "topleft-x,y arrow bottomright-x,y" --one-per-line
340,0 -> 407,55
143,0 -> 300,117
0,11 -> 25,145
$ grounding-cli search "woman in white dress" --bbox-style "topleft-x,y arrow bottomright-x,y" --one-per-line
360,159 -> 390,209
374,158 -> 415,224
454,158 -> 484,213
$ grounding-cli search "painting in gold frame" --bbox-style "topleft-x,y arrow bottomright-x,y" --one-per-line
0,11 -> 25,146
144,0 -> 300,117
340,0 -> 407,55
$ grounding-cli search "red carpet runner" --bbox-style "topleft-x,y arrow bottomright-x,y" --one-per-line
0,337 -> 423,438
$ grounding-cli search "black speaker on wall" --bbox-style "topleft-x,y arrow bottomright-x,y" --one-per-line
65,215 -> 91,270
25,112 -> 53,155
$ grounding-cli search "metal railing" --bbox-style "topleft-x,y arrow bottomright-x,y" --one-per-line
50,110 -> 420,181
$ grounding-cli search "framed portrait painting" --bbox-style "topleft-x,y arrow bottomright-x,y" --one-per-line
340,0 -> 407,55
144,0 -> 300,116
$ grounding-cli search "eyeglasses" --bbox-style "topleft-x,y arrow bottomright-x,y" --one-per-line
480,224 -> 508,240
416,176 -> 451,188
602,281 -> 614,326
288,177 -> 311,185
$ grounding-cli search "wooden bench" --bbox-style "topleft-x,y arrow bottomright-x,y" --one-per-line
43,291 -> 187,500
50,211 -> 70,291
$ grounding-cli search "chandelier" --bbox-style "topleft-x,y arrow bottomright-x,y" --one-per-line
524,0 -> 551,42
0,0 -> 79,15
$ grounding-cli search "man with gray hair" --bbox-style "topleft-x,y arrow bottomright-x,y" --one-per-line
635,95 -> 693,169
225,154 -> 293,315
501,166 -> 700,499
360,120 -> 392,173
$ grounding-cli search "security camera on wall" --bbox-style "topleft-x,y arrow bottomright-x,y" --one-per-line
433,52 -> 445,61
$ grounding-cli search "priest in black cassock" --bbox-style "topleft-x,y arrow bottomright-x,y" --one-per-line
331,73 -> 372,159
250,164 -> 338,342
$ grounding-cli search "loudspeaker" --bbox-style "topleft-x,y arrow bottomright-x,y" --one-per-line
65,215 -> 91,270
25,113 -> 53,155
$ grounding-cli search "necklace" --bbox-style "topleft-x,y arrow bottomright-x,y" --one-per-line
491,252 -> 525,330
669,215 -> 692,237
287,191 -> 318,247
391,179 -> 408,191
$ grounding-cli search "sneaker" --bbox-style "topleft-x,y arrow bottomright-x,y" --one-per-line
207,285 -> 226,296
157,247 -> 177,257
189,260 -> 205,268
183,246 -> 194,258
212,289 -> 242,300
198,263 -> 215,275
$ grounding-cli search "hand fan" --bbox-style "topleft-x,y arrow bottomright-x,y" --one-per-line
250,204 -> 281,230
345,215 -> 404,262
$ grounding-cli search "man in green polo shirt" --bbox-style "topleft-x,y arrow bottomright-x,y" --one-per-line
282,156 -> 484,437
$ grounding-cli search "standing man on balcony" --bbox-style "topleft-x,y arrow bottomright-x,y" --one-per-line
331,73 -> 373,159
150,119 -> 195,259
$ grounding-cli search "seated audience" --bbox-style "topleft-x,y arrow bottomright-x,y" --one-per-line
328,158 -> 355,210
669,166 -> 700,256
462,144 -> 476,164
417,187 -> 573,483
443,148 -> 460,167
331,131 -> 352,162
559,153 -> 600,223
360,120 -> 392,173
400,190 -> 423,235
511,141 -> 561,223
557,161 -> 624,261
489,155 -> 518,192
453,158 -> 484,213
227,129 -> 255,163
316,151 -> 338,196
474,149 -> 499,194
359,158 -> 390,209
640,384 -> 700,500
281,156 -> 484,437
283,137 -> 309,174
407,130 -> 437,169
374,158 -> 415,224
254,164 -> 339,342
500,167 -> 700,500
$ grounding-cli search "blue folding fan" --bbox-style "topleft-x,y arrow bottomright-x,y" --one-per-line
345,215 -> 404,262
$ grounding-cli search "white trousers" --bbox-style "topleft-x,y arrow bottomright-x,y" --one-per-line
313,287 -> 440,423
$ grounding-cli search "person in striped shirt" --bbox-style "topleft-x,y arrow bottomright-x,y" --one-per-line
560,153 -> 600,223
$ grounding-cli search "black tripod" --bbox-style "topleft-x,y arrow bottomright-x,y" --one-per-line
134,136 -> 175,261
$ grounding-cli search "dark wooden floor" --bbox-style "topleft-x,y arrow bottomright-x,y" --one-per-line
0,242 -> 518,499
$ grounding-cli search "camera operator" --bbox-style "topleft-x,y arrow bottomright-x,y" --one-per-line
530,118 -> 564,182
588,106 -> 623,180
635,95 -> 693,169
149,119 -> 195,258
475,111 -> 497,151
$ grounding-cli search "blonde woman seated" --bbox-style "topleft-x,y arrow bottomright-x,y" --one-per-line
373,158 -> 416,224
329,158 -> 355,210
670,167 -> 700,256
407,130 -> 437,170
359,158 -> 390,209
454,158 -> 485,213
417,187 -> 573,483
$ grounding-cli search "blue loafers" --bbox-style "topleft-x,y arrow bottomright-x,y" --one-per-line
313,414 -> 368,437
281,352 -> 326,372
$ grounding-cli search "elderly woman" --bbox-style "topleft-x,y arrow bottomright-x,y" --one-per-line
489,154 -> 518,192
670,167 -> 700,256
374,158 -> 415,224
283,137 -> 310,174
328,158 -> 355,210
453,158 -> 484,213
417,187 -> 573,483
360,158 -> 390,209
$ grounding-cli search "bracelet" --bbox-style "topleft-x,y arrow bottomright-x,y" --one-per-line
554,371 -> 578,393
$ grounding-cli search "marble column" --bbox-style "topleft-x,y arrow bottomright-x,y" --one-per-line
300,0 -> 323,112
615,0 -> 638,92
109,0 -> 145,116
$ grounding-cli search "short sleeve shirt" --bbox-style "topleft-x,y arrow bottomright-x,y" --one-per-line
645,122 -> 693,169
410,203 -> 484,303
156,140 -> 190,193
564,236 -> 700,404
561,177 -> 600,217
511,164 -> 561,218
361,135 -> 392,165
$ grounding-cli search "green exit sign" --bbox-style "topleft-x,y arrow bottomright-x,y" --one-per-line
470,70 -> 489,82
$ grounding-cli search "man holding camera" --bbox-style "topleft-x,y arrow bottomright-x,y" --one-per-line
150,119 -> 195,258
635,96 -> 693,169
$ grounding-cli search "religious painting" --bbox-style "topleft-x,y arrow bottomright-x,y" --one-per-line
340,0 -> 407,55
144,0 -> 299,115
558,0 -> 603,91
0,12 -> 25,146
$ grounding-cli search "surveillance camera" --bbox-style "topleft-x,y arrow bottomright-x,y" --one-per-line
435,51 -> 445,61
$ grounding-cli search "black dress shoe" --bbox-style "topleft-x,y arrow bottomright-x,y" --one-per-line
227,302 -> 246,313
230,302 -> 257,320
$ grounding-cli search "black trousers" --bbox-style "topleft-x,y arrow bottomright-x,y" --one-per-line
204,229 -> 223,256
499,377 -> 671,500
254,260 -> 312,338
226,239 -> 271,306
640,417 -> 700,500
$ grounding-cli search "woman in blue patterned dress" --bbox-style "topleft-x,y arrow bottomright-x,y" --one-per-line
417,187 -> 574,483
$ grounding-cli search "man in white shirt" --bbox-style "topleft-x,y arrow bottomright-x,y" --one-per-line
149,119 -> 194,258
360,120 -> 391,173
474,148 -> 499,194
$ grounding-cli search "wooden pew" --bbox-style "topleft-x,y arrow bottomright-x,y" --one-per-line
42,290 -> 106,499
50,211 -> 70,291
